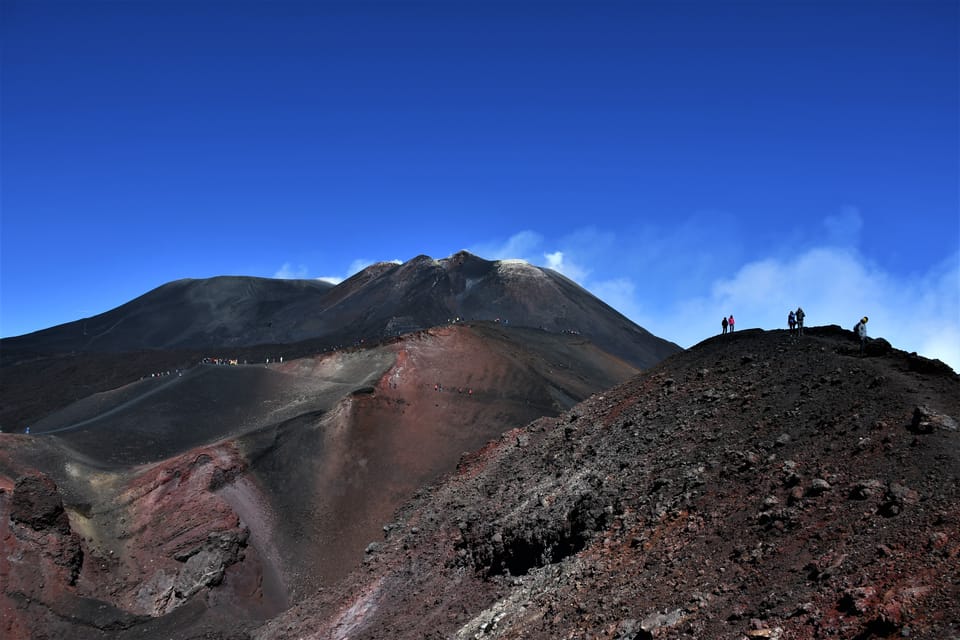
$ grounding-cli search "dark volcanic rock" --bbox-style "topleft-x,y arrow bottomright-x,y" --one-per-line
2,473 -> 85,625
10,474 -> 71,533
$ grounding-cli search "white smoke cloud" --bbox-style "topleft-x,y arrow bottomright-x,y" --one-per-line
318,258 -> 401,285
470,230 -> 544,261
544,250 -> 590,283
466,230 -> 605,286
590,277 -> 639,317
347,258 -> 375,274
273,262 -> 309,279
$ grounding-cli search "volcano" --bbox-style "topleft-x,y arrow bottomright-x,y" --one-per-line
2,251 -> 676,368
1,252 -> 678,639
1,252 -> 678,431
2,254 -> 956,640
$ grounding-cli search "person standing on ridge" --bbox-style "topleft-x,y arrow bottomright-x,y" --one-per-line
788,310 -> 796,335
728,315 -> 735,332
722,316 -> 728,334
796,307 -> 805,335
855,316 -> 869,355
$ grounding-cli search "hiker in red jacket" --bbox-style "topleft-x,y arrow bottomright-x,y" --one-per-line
728,315 -> 735,332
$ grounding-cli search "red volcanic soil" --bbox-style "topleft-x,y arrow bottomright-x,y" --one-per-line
256,327 -> 959,640
0,323 -> 637,639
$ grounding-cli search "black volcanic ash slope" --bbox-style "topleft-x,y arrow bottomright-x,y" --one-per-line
1,276 -> 335,357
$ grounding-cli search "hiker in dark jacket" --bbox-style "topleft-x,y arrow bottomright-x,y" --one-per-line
722,316 -> 728,334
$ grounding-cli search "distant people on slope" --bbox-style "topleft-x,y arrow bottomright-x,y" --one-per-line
795,307 -> 805,335
855,316 -> 869,355
728,315 -> 735,332
722,317 -> 728,334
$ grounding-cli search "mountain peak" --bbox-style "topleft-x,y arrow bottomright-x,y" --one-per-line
1,252 -> 680,370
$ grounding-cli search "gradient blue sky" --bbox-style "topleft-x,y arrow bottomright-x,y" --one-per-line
2,0 -> 958,366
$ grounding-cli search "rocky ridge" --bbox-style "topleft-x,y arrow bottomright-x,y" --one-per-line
256,326 -> 959,640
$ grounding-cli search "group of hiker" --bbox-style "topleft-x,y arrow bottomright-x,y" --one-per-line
787,307 -> 806,335
719,308 -> 871,356
721,315 -> 735,334
434,383 -> 474,395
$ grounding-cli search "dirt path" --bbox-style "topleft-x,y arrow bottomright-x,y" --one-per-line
36,366 -> 210,435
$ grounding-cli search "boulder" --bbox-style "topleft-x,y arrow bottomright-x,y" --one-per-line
910,405 -> 958,433
10,474 -> 70,533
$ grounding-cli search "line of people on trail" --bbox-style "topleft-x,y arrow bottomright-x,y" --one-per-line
434,383 -> 474,395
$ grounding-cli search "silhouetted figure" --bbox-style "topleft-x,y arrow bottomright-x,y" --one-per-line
796,307 -> 805,335
728,315 -> 735,332
788,310 -> 796,335
856,316 -> 869,355
722,317 -> 728,334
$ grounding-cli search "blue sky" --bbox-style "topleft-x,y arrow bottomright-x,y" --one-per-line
2,0 -> 958,367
